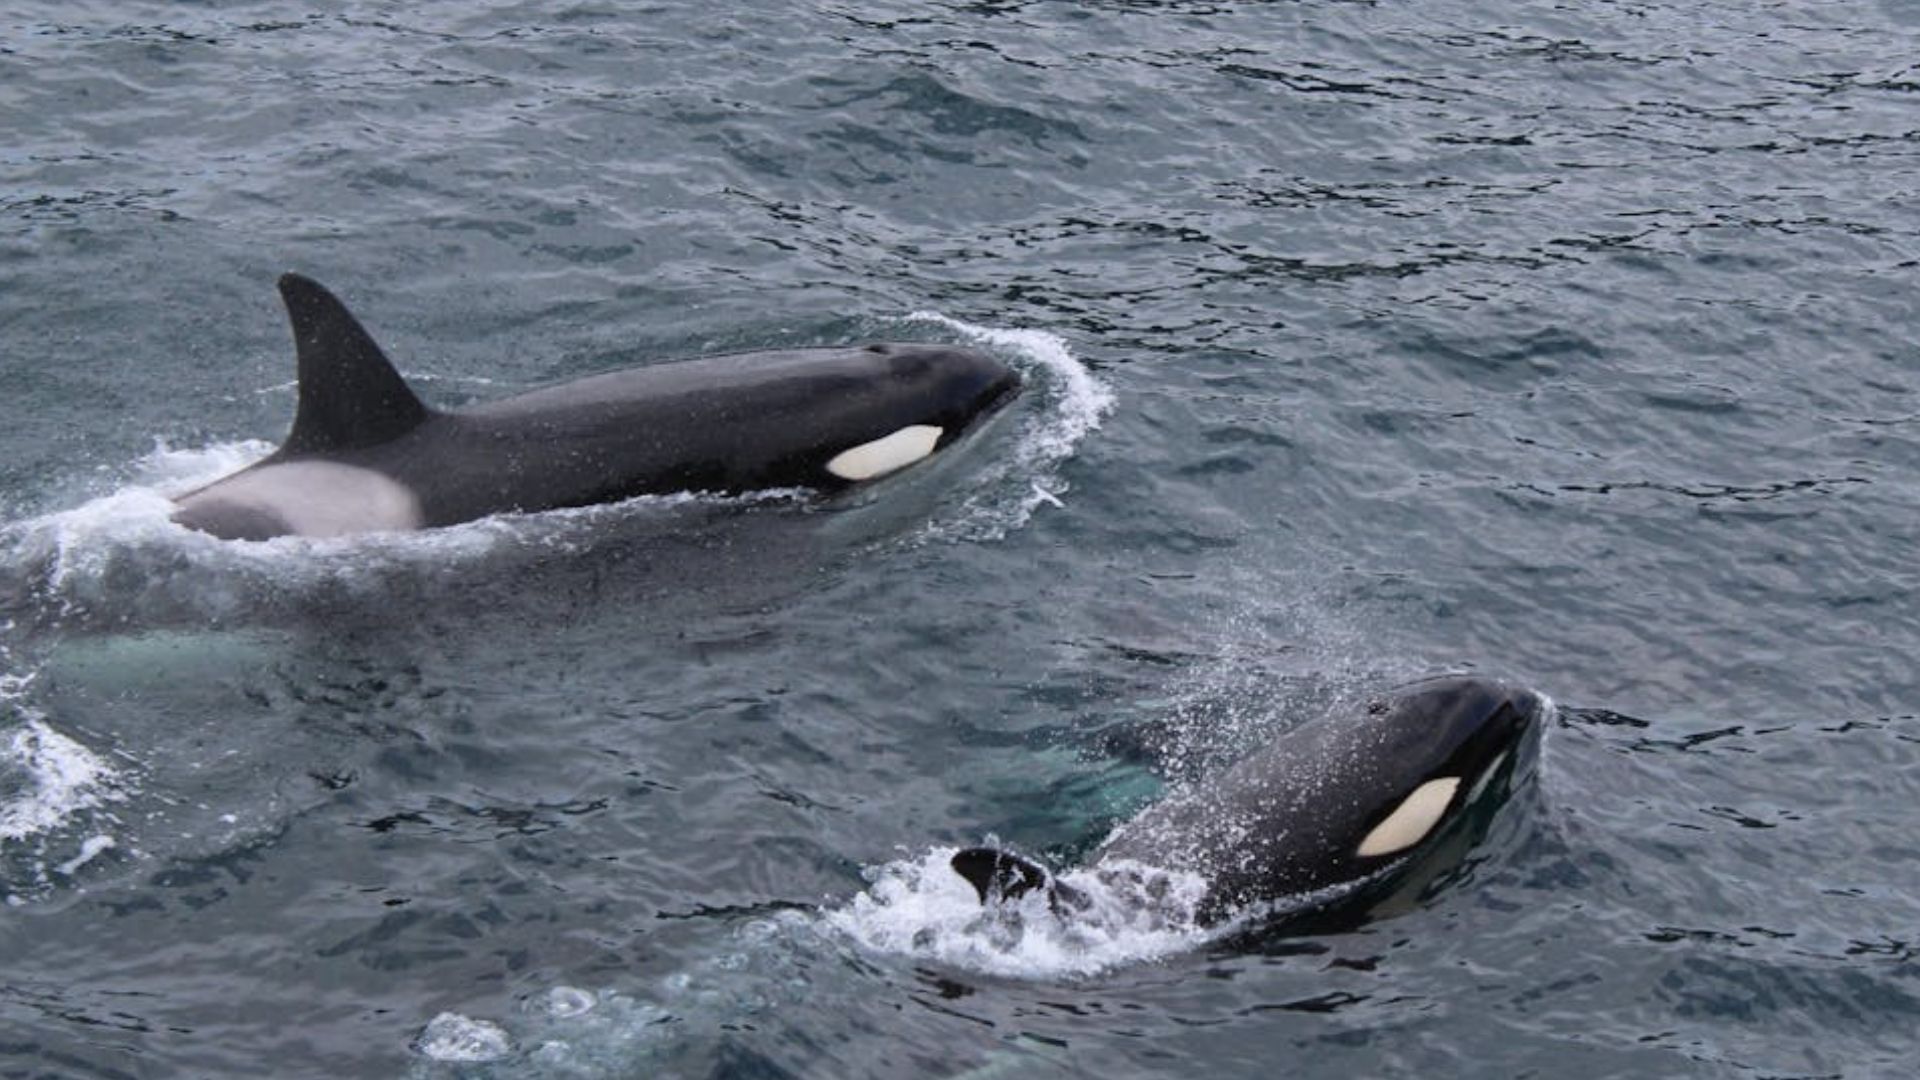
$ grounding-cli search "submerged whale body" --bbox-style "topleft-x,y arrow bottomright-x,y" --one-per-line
171,274 -> 1023,540
952,674 -> 1547,927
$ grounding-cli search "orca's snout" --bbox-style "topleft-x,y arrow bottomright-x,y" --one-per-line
1510,683 -> 1549,722
930,346 -> 1022,426
1377,673 -> 1549,781
1389,673 -> 1543,717
1481,678 -> 1549,732
858,342 -> 1022,441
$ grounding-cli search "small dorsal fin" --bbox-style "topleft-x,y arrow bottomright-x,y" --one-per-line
951,847 -> 1053,904
275,273 -> 431,456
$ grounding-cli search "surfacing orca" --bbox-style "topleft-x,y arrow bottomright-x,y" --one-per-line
171,274 -> 1023,540
951,674 -> 1547,928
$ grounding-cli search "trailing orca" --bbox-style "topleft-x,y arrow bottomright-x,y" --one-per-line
951,674 -> 1547,927
171,274 -> 1022,540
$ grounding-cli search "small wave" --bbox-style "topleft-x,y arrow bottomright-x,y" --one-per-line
0,717 -> 117,845
413,1012 -> 517,1064
824,845 -> 1216,979
904,314 -> 1115,540
0,440 -> 814,632
0,673 -> 125,902
2,442 -> 268,621
11,437 -> 808,563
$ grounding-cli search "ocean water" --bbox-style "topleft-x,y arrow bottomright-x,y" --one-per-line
4,1 -> 1919,1077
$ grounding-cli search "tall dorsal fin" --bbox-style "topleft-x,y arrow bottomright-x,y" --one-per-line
275,273 -> 431,456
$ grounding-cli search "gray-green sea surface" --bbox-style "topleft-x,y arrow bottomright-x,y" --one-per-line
4,2 -> 1918,1077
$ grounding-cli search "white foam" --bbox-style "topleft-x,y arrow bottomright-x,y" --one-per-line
0,714 -> 121,843
0,438 -> 819,623
54,834 -> 116,876
93,438 -> 275,495
824,846 -> 1216,980
541,986 -> 597,1019
903,314 -> 1115,539
1,441 -> 267,612
0,641 -> 119,853
412,1012 -> 515,1063
8,439 -> 480,573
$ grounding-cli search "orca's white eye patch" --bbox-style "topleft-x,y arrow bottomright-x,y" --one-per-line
1356,776 -> 1461,858
825,424 -> 943,481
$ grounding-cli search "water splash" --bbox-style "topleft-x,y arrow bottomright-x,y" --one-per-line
2,320 -> 1106,623
402,840 -> 1374,1075
903,313 -> 1115,540
0,673 -> 125,903
824,845 -> 1216,979
0,714 -> 118,844
412,1013 -> 516,1063
0,438 -> 814,633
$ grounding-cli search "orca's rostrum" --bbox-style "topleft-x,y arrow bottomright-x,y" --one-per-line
172,274 -> 1022,540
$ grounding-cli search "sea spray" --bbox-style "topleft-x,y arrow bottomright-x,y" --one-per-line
904,314 -> 1114,540
826,845 -> 1216,979
0,673 -> 125,902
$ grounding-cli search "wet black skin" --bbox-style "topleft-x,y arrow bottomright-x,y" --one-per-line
954,675 -> 1547,926
173,274 -> 1022,539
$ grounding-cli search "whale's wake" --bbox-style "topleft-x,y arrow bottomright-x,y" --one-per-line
903,312 -> 1114,542
825,845 -> 1218,978
0,670 -> 125,904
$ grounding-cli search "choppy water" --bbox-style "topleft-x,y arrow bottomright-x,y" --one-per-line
4,1 -> 1919,1077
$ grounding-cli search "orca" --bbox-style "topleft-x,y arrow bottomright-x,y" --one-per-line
951,674 -> 1547,927
170,274 -> 1023,540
